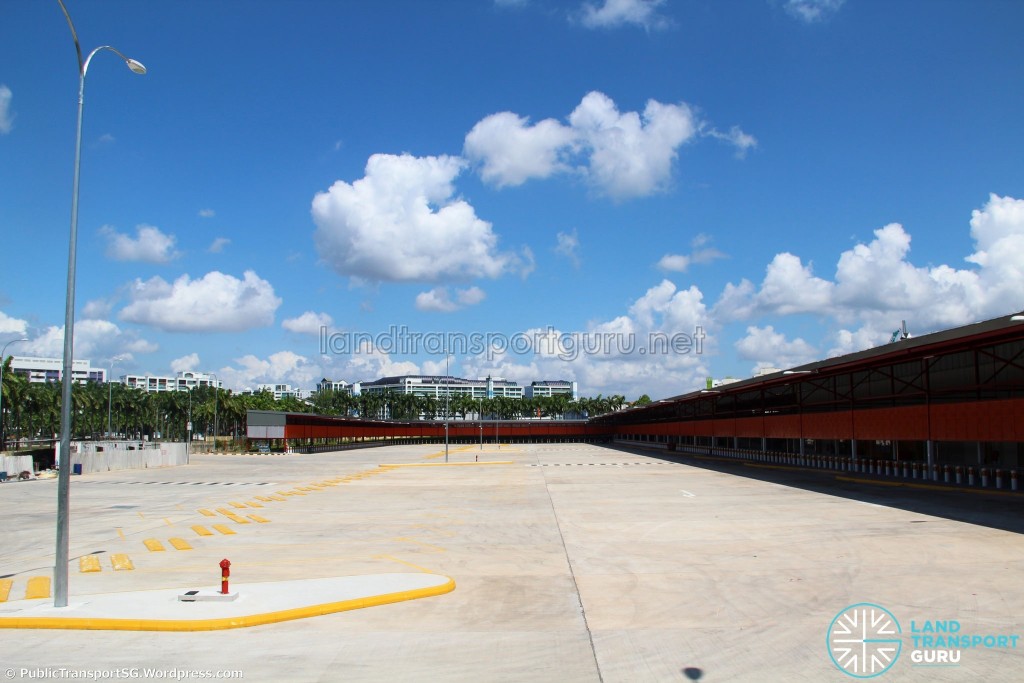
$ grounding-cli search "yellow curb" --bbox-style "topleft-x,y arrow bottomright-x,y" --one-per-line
835,475 -> 1023,496
79,555 -> 102,573
379,461 -> 515,468
111,554 -> 134,571
0,577 -> 456,631
25,577 -> 50,600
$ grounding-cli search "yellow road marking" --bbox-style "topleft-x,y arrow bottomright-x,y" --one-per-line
245,501 -> 264,508
143,539 -> 166,552
246,514 -> 270,523
216,508 -> 235,516
229,501 -> 248,509
268,495 -> 286,501
0,579 -> 12,602
199,509 -> 217,517
111,554 -> 134,571
255,496 -> 273,502
225,514 -> 250,524
393,537 -> 447,553
25,576 -> 50,599
372,554 -> 437,574
191,525 -> 213,537
79,555 -> 102,573
169,538 -> 193,551
212,524 -> 236,535
117,527 -> 126,541
164,518 -> 173,526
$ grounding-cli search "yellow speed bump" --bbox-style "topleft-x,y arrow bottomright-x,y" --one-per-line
212,524 -> 236,535
143,539 -> 166,552
79,555 -> 102,573
25,576 -> 50,600
111,554 -> 134,571
246,514 -> 270,523
192,525 -> 214,537
169,538 -> 193,551
198,509 -> 217,517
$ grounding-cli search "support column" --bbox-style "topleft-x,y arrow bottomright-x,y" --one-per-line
927,440 -> 936,480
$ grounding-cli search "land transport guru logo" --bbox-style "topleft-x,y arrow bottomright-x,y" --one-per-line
827,603 -> 902,678
826,602 -> 1021,678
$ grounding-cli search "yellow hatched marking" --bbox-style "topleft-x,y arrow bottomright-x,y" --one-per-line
25,576 -> 51,599
164,518 -> 174,526
229,501 -> 248,509
268,495 -> 286,501
0,578 -> 13,602
212,524 -> 236,535
169,538 -> 193,551
245,501 -> 264,508
117,527 -> 126,540
295,486 -> 315,491
216,508 -> 235,516
199,509 -> 217,517
226,515 -> 250,524
255,496 -> 273,502
246,514 -> 270,523
79,555 -> 102,573
191,525 -> 214,537
111,554 -> 134,571
143,538 -> 166,552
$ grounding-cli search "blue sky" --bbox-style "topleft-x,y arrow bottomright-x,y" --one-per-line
2,0 -> 1023,400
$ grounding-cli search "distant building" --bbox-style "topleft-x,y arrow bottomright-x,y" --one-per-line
122,371 -> 221,393
10,356 -> 105,384
525,380 -> 578,400
316,378 -> 353,394
246,383 -> 312,400
360,375 -> 523,400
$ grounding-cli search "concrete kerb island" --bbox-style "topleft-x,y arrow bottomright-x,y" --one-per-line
0,575 -> 455,632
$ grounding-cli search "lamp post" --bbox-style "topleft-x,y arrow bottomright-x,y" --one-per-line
106,354 -> 125,439
0,338 -> 29,451
209,373 -> 219,453
54,0 -> 146,609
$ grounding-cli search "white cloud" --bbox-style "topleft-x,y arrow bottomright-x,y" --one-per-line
658,234 -> 726,272
735,325 -> 818,370
464,112 -> 575,187
703,125 -> 758,158
208,237 -> 230,253
0,85 -> 13,134
0,310 -> 28,336
569,92 -> 698,200
82,298 -> 115,320
415,286 -> 487,313
282,311 -> 333,335
26,319 -> 157,361
555,229 -> 581,267
580,0 -> 671,31
171,353 -> 200,374
198,209 -> 215,218
466,91 -> 749,201
119,270 -> 282,333
782,0 -> 845,23
312,153 -> 522,283
101,224 -> 181,263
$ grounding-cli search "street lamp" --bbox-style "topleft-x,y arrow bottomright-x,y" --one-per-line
209,372 -> 219,453
106,354 -> 126,439
54,0 -> 146,609
0,338 -> 29,451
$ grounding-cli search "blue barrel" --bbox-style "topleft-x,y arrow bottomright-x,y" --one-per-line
72,464 -> 82,475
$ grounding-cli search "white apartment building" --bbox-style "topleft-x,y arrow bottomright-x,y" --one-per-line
122,371 -> 222,393
247,383 -> 312,400
10,356 -> 106,384
360,375 -> 523,400
524,380 -> 578,400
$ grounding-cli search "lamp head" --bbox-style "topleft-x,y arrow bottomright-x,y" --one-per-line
126,58 -> 146,75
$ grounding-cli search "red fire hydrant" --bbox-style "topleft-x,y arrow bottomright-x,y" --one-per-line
220,558 -> 231,594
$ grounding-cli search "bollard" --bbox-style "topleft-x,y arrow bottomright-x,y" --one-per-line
220,558 -> 231,594
955,466 -> 963,485
996,469 -> 1003,489
981,468 -> 989,487
943,465 -> 950,483
968,467 -> 975,486
1013,471 -> 1019,492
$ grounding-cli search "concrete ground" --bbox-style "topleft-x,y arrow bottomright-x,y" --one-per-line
0,442 -> 1021,682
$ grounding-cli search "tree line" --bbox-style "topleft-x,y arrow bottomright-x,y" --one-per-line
0,358 -> 645,448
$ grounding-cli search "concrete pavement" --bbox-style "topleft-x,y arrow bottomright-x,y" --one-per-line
0,442 -> 1021,681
